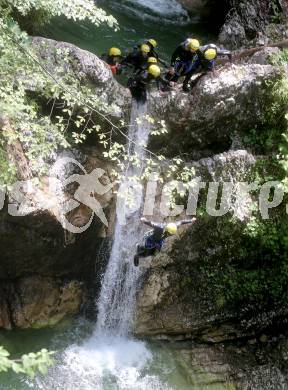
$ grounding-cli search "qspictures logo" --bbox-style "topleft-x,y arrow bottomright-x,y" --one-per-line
0,157 -> 286,233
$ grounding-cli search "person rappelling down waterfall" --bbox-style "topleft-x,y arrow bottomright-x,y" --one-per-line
134,217 -> 196,266
127,64 -> 170,103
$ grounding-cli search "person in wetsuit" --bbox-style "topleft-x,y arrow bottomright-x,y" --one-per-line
182,43 -> 232,91
101,47 -> 123,75
165,38 -> 200,90
134,217 -> 196,266
122,43 -> 151,73
136,38 -> 168,67
127,64 -> 169,103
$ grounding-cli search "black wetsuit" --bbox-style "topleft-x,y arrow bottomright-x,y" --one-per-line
183,44 -> 232,90
122,50 -> 149,73
137,41 -> 168,67
127,70 -> 169,103
101,54 -> 115,66
166,42 -> 198,85
134,219 -> 195,265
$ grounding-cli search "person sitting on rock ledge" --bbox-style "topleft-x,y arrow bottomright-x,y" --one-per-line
134,217 -> 196,266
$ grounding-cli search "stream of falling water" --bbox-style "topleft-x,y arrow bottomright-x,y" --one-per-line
34,101 -> 171,389
95,100 -> 149,337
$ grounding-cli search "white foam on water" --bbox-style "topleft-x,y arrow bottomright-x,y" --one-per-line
131,0 -> 188,17
106,0 -> 190,24
65,337 -> 151,382
36,336 -> 172,390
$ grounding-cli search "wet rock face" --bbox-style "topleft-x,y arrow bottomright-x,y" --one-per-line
177,0 -> 209,14
135,211 -> 284,341
134,150 -> 257,340
149,64 -> 282,159
171,337 -> 288,389
219,0 -> 288,49
0,148 -> 115,329
0,277 -> 82,329
134,146 -> 287,341
178,0 -> 229,32
0,36 -> 124,329
179,0 -> 287,48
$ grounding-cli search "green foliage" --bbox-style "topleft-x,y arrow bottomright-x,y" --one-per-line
243,74 -> 288,154
269,49 -> 288,67
0,346 -> 54,378
1,0 -> 117,30
197,213 -> 288,313
0,2 -> 172,201
0,0 -> 118,185
196,67 -> 288,315
0,18 -> 68,183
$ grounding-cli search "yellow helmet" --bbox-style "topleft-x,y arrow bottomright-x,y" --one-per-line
109,47 -> 122,57
147,56 -> 158,64
204,48 -> 217,60
148,64 -> 161,78
140,44 -> 151,54
188,39 -> 200,51
165,223 -> 178,235
148,39 -> 157,48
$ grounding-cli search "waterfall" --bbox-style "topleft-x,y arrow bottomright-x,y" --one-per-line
35,102 -> 160,390
96,100 -> 150,336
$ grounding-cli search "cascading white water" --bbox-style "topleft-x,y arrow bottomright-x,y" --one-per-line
96,101 -> 150,336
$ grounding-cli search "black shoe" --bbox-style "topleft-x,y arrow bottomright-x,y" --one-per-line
134,255 -> 139,267
182,84 -> 190,93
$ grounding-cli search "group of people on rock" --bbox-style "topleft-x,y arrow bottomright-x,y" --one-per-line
101,37 -> 232,102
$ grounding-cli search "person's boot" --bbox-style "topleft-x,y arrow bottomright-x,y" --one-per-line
134,255 -> 139,267
182,83 -> 190,93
